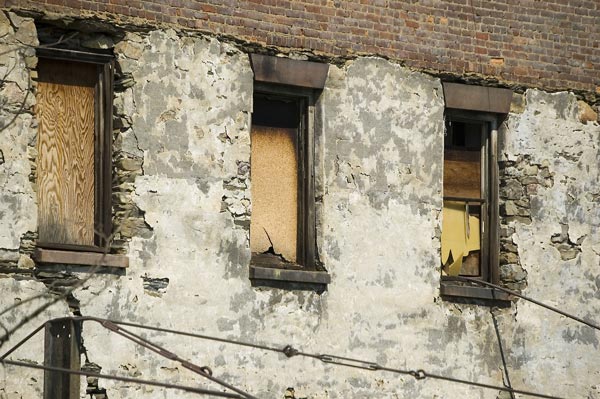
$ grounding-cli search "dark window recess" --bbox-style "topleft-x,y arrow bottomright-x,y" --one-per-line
252,96 -> 300,128
34,47 -> 118,265
440,111 -> 506,301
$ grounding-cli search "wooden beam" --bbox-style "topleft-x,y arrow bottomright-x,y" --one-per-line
250,54 -> 329,89
250,265 -> 330,284
440,281 -> 510,301
34,248 -> 129,268
443,82 -> 513,114
44,319 -> 80,399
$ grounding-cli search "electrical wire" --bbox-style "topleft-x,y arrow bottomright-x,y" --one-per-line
98,319 -> 258,399
1,359 -> 245,398
0,317 -> 257,398
452,277 -> 600,332
0,315 -> 571,399
104,317 -> 565,399
0,31 -> 79,58
1,316 -> 566,399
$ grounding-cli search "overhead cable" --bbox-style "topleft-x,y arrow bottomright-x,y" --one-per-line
0,317 -> 257,399
106,317 -> 565,399
0,316 -> 572,399
1,359 -> 245,398
453,277 -> 600,332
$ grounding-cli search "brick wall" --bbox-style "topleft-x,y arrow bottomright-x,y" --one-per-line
3,0 -> 600,99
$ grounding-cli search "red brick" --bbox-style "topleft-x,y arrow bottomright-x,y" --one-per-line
405,20 -> 419,29
9,0 -> 597,94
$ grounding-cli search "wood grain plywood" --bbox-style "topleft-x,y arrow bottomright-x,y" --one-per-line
250,126 -> 298,262
444,150 -> 481,199
36,59 -> 96,246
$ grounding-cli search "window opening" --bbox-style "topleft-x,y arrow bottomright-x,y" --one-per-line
35,48 -> 113,251
250,95 -> 302,263
248,54 -> 330,285
441,112 -> 499,289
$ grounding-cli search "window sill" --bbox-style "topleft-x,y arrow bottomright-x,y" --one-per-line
249,253 -> 330,285
249,265 -> 330,285
33,248 -> 129,268
440,280 -> 511,302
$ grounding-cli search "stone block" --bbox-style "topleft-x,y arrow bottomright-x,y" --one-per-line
115,40 -> 143,60
522,164 -> 538,176
117,157 -> 143,172
17,254 -> 34,269
500,179 -> 524,199
499,252 -> 519,265
500,263 -> 527,282
510,92 -> 526,114
577,100 -> 598,124
501,201 -> 519,216
520,176 -> 539,185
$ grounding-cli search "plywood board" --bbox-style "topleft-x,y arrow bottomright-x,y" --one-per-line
250,125 -> 298,262
444,150 -> 481,198
36,59 -> 96,246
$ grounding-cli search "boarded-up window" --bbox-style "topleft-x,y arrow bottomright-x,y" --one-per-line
35,51 -> 113,250
250,97 -> 300,263
441,119 -> 485,277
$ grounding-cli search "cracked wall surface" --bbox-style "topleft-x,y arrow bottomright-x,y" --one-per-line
0,11 -> 37,271
0,11 -> 599,399
498,90 -> 600,396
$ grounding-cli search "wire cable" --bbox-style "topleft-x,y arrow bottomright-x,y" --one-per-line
0,316 -> 573,399
104,317 -> 565,399
0,317 -> 257,399
1,359 -> 245,398
452,277 -> 600,331
97,319 -> 257,399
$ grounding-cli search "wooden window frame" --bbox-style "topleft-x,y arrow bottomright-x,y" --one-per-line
248,83 -> 329,286
34,47 -> 117,262
440,109 -> 507,301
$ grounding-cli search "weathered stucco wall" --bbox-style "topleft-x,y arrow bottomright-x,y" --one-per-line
1,11 -> 599,399
498,90 -> 600,396
0,11 -> 37,268
0,13 -> 72,398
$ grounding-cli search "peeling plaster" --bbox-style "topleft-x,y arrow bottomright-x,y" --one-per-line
0,15 -> 599,398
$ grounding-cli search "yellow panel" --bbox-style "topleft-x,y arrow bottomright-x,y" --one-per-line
441,201 -> 480,276
36,59 -> 96,246
250,125 -> 298,262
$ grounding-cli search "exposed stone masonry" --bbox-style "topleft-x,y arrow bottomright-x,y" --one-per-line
1,7 -> 600,399
221,159 -> 252,229
498,155 -> 554,291
550,224 -> 584,261
82,361 -> 108,399
111,65 -> 153,254
34,22 -> 153,255
0,10 -> 38,273
141,274 -> 169,296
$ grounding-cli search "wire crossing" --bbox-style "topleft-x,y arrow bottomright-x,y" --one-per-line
2,359 -> 246,398
1,314 -> 583,398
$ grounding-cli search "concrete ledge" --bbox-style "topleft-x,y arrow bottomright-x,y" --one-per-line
249,265 -> 330,285
34,248 -> 129,268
